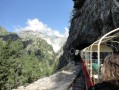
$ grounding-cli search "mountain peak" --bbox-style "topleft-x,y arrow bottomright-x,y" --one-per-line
19,30 -> 67,53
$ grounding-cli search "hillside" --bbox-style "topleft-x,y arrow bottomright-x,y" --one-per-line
19,30 -> 67,53
0,27 -> 58,90
0,26 -> 8,34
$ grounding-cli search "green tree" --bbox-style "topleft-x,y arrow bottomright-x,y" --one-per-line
0,31 -> 58,89
0,39 -> 12,89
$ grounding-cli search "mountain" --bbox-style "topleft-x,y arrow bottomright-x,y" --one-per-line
0,27 -> 58,90
18,30 -> 67,53
0,26 -> 8,34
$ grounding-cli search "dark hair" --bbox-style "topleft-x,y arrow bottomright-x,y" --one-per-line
102,54 -> 119,81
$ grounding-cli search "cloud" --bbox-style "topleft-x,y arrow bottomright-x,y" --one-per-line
15,18 -> 69,52
15,18 -> 68,37
64,27 -> 69,37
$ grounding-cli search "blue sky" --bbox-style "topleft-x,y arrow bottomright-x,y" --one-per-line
0,0 -> 73,34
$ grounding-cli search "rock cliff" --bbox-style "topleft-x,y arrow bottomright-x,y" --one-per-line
58,0 -> 119,69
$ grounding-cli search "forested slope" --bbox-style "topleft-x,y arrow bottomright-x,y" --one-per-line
0,27 -> 58,90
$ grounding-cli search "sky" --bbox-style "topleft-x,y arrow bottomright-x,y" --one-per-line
0,0 -> 73,35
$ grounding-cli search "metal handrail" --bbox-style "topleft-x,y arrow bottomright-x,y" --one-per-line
97,28 -> 119,82
81,28 -> 119,83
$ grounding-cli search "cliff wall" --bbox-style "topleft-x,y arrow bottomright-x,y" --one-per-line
58,0 -> 119,69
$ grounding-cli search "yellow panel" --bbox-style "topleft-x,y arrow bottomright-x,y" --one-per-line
92,45 -> 113,52
82,45 -> 113,52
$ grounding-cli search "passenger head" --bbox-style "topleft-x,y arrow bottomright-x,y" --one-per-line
101,54 -> 119,81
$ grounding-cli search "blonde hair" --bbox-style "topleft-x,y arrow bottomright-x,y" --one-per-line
102,54 -> 119,81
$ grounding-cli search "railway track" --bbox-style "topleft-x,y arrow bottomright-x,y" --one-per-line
68,69 -> 86,90
68,58 -> 94,90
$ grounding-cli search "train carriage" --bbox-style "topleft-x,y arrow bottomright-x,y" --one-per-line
80,28 -> 119,84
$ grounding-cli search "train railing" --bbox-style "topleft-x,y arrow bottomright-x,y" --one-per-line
81,28 -> 119,83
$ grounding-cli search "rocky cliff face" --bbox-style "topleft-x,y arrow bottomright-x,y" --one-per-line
58,0 -> 119,69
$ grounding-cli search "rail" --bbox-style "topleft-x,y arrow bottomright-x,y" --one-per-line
81,28 -> 119,83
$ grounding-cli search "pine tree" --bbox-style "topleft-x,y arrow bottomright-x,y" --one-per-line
0,39 -> 12,89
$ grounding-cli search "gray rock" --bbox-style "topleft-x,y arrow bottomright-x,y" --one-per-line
58,0 -> 119,69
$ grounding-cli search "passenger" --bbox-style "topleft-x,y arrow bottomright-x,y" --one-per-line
88,54 -> 119,90
92,52 -> 98,63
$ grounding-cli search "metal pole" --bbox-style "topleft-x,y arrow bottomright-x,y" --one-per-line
90,45 -> 93,78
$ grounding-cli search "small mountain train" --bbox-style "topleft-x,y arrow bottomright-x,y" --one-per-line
80,28 -> 119,84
